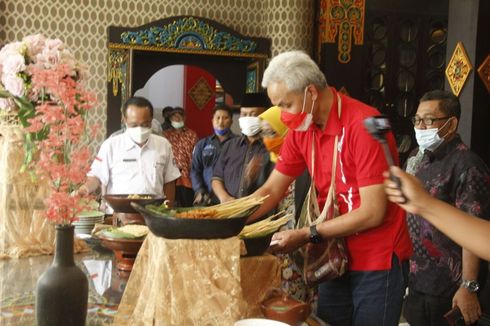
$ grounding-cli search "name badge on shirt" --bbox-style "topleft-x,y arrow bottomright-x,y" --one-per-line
123,158 -> 137,162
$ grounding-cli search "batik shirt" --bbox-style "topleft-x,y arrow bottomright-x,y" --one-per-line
163,128 -> 198,189
407,134 -> 490,297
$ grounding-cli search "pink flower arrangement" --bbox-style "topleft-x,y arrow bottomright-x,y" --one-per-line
0,34 -> 96,224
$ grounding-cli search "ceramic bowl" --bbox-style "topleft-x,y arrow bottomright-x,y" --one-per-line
103,194 -> 165,213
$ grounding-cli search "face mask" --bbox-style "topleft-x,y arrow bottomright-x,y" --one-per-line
171,121 -> 184,129
280,87 -> 315,132
239,116 -> 261,136
414,119 -> 450,152
214,127 -> 229,136
263,135 -> 283,155
126,126 -> 152,144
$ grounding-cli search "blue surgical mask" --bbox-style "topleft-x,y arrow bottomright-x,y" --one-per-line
214,128 -> 229,136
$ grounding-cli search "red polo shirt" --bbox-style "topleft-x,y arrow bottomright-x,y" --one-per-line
276,88 -> 412,271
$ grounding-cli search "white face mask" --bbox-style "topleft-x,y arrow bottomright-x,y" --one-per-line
171,120 -> 184,129
238,116 -> 261,136
126,126 -> 152,144
414,119 -> 450,152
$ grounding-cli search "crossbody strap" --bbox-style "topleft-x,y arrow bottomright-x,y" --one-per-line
307,94 -> 342,225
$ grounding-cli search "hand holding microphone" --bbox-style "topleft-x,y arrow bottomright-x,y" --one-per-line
363,116 -> 408,204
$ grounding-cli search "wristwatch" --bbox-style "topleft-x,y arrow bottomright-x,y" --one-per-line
461,279 -> 480,293
309,224 -> 322,244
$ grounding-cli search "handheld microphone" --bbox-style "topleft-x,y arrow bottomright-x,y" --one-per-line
363,116 -> 408,204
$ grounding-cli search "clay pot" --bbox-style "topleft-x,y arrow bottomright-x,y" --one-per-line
260,288 -> 310,326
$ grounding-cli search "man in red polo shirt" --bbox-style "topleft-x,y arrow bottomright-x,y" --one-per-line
250,51 -> 412,326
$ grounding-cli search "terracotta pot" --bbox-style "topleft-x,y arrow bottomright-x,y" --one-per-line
35,225 -> 88,326
99,236 -> 144,271
260,288 -> 310,326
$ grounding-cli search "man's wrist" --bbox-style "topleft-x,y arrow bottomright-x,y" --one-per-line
306,224 -> 322,244
461,279 -> 480,293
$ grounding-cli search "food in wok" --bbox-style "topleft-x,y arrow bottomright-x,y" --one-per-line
131,195 -> 268,239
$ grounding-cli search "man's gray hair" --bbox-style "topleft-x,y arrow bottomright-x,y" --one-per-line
261,50 -> 328,92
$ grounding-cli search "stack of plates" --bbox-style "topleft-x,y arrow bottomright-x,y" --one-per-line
74,210 -> 105,235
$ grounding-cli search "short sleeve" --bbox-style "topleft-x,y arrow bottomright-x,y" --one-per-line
275,132 -> 307,178
87,140 -> 111,186
455,157 -> 490,220
191,139 -> 206,192
348,119 -> 398,187
212,141 -> 229,180
163,142 -> 181,183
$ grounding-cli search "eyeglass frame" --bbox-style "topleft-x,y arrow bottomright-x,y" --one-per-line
411,116 -> 451,127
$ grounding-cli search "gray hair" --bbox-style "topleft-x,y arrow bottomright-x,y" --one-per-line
261,50 -> 328,92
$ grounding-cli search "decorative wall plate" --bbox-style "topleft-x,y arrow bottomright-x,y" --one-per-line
445,42 -> 472,96
188,77 -> 213,110
477,53 -> 490,93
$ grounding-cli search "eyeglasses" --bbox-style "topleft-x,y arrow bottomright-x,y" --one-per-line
411,116 -> 450,126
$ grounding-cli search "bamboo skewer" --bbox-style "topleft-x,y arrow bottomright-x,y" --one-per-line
239,211 -> 292,238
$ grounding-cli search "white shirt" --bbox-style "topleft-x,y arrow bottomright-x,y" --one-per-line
88,132 -> 181,197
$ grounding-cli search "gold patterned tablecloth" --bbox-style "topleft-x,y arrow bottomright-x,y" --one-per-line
114,233 -> 281,326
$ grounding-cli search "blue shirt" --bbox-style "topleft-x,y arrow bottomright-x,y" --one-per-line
191,133 -> 236,194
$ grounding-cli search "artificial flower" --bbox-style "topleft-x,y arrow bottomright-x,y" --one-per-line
0,34 -> 96,224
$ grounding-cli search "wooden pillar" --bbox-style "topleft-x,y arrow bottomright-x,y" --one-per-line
446,0 -> 490,164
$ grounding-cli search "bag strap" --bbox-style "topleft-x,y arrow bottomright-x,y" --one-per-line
305,94 -> 342,225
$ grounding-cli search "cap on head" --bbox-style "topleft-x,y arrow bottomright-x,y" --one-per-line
241,92 -> 271,108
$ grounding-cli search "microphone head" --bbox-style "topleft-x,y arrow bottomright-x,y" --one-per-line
363,116 -> 392,141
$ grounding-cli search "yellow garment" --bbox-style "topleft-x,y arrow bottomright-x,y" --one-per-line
259,106 -> 288,163
259,106 -> 288,138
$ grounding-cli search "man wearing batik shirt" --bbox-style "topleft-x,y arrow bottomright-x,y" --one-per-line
163,107 -> 199,207
405,90 -> 490,326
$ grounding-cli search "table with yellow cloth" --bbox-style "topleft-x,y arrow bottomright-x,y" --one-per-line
114,233 -> 281,326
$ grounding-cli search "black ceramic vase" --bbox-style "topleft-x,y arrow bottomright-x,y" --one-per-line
36,224 -> 88,326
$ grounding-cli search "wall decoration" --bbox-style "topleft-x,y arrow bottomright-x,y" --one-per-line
246,62 -> 260,93
445,42 -> 473,97
477,53 -> 490,93
188,77 -> 214,111
319,0 -> 365,63
0,0 -> 314,153
107,49 -> 129,99
120,16 -> 257,53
